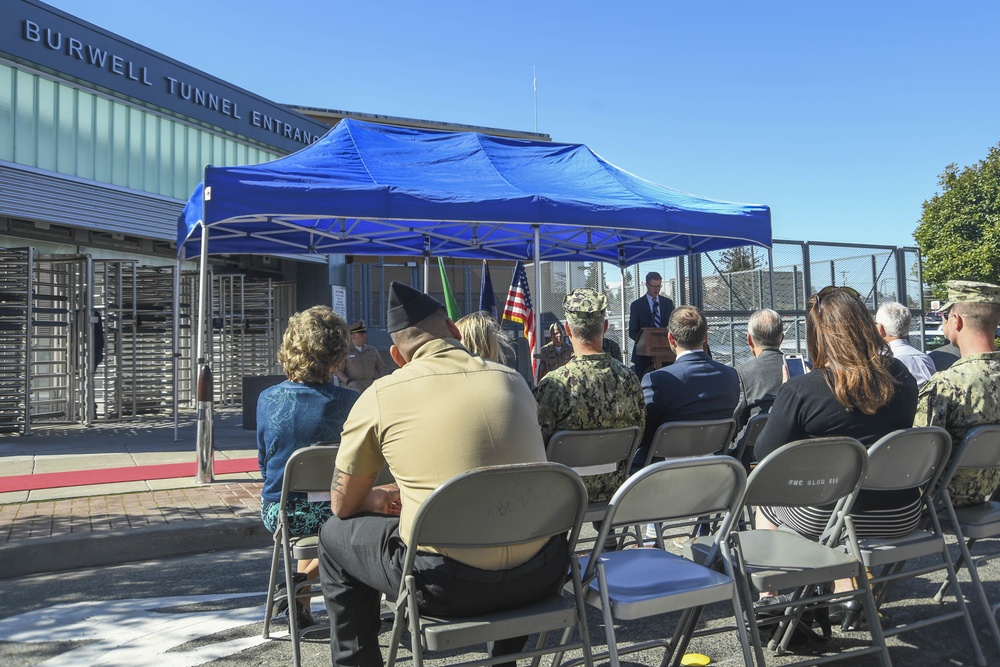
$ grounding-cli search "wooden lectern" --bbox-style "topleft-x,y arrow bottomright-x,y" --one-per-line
635,327 -> 675,370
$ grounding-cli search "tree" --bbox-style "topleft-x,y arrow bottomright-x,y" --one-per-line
914,144 -> 1000,294
719,246 -> 761,273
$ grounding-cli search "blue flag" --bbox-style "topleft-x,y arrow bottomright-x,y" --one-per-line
479,260 -> 497,318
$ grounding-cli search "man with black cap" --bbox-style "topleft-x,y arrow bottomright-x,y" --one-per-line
913,279 -> 1000,507
335,320 -> 386,392
318,282 -> 562,667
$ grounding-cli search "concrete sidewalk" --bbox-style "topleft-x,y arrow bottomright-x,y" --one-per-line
0,409 -> 271,578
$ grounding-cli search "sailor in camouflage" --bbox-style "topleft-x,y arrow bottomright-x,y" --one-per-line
534,288 -> 645,503
913,280 -> 1000,507
537,322 -> 574,380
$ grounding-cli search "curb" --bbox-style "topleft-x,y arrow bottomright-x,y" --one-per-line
1,519 -> 272,578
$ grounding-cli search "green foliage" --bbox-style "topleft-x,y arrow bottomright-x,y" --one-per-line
915,144 -> 1000,292
719,246 -> 761,273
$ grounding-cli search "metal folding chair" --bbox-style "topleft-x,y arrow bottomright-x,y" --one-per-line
933,424 -> 1000,654
546,425 -> 641,548
643,418 -> 738,466
719,437 -> 892,667
384,462 -> 593,667
731,412 -> 769,472
641,418 -> 737,546
851,427 -> 986,665
262,444 -> 339,667
560,456 -> 754,667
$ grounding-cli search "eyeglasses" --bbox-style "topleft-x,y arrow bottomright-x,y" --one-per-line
810,286 -> 862,312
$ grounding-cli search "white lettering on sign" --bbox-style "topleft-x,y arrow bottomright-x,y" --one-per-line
23,20 -> 152,86
19,18 -> 320,147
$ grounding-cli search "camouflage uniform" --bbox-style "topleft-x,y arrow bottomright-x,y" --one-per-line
537,340 -> 573,380
914,351 -> 1000,507
912,280 -> 1000,508
602,336 -> 623,361
534,288 -> 645,503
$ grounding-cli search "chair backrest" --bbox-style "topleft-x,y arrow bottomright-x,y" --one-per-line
734,413 -> 769,463
408,462 -> 587,551
546,426 -> 641,477
863,427 -> 952,492
949,425 -> 1000,472
646,418 -> 737,464
603,455 -> 747,528
744,437 -> 868,509
280,445 -> 340,503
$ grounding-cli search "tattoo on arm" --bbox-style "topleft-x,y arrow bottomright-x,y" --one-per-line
331,468 -> 348,497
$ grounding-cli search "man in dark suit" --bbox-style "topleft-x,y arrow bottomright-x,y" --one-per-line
633,305 -> 740,469
628,271 -> 675,378
733,308 -> 785,440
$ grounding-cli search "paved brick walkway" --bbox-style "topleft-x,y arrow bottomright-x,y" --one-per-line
0,481 -> 262,545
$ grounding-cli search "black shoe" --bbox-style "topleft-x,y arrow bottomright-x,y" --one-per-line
295,602 -> 316,630
271,572 -> 308,617
829,600 -> 865,631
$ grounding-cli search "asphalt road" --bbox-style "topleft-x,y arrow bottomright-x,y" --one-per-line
1,538 -> 998,667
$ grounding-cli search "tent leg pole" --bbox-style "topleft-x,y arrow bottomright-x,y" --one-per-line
620,264 -> 627,364
533,226 -> 542,386
195,221 -> 214,483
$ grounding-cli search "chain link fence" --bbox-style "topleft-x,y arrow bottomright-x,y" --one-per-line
346,241 -> 925,382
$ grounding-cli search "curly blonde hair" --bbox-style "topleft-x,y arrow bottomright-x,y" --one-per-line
456,311 -> 513,363
278,306 -> 351,384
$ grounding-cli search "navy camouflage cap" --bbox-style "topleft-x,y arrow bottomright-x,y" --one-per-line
941,280 -> 1000,312
563,288 -> 607,327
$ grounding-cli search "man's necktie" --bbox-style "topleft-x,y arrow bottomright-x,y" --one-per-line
652,299 -> 660,328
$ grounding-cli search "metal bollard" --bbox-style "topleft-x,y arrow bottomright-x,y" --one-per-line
195,364 -> 215,484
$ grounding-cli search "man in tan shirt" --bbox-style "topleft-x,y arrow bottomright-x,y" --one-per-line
336,320 -> 386,392
318,281 -> 564,667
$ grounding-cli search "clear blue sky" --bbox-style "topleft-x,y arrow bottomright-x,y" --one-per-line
45,0 -> 1000,248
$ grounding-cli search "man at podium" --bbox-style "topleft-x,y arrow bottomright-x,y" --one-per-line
628,271 -> 675,378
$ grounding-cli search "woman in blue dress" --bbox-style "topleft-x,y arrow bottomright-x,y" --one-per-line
257,305 -> 359,627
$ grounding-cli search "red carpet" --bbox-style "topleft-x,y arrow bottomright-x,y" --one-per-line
0,457 -> 259,493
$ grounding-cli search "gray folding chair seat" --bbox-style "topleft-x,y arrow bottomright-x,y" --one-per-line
262,444 -> 340,667
385,462 -> 592,667
545,425 -> 640,546
933,424 -> 1000,654
559,456 -> 754,667
713,437 -> 892,667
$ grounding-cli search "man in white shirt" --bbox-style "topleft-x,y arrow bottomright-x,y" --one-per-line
875,302 -> 936,386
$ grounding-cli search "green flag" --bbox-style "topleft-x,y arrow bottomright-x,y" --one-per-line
437,257 -> 461,320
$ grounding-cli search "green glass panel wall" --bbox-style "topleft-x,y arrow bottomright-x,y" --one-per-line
0,63 -> 281,200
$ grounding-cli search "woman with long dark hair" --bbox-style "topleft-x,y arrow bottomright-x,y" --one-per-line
755,286 -> 919,539
753,287 -> 919,626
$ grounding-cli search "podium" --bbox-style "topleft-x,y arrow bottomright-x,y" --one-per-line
636,328 -> 675,370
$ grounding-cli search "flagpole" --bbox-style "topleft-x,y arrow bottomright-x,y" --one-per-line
533,225 -> 542,385
533,66 -> 538,133
422,236 -> 430,292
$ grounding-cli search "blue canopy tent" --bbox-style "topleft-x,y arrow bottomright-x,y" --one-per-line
178,118 -> 771,367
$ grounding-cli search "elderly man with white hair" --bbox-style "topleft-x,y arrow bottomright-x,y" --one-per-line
875,301 -> 936,386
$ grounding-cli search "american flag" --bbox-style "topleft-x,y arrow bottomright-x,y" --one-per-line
502,261 -> 537,379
